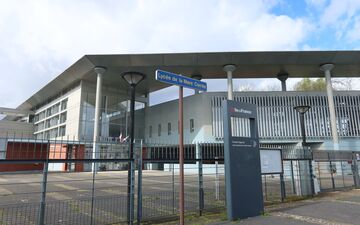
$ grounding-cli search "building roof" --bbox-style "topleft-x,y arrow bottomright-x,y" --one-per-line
17,51 -> 360,111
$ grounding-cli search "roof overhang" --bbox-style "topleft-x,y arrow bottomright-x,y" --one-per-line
17,51 -> 360,111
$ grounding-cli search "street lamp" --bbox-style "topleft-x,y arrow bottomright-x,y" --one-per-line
294,105 -> 311,146
121,71 -> 145,224
294,105 -> 314,196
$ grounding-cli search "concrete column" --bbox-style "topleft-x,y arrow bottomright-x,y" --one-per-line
223,65 -> 236,100
320,64 -> 339,149
92,66 -> 107,172
277,72 -> 288,91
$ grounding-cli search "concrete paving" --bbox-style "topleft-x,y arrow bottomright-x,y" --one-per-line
214,189 -> 360,225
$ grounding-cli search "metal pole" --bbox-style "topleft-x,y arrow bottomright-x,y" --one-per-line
280,173 -> 285,202
38,141 -> 50,225
352,152 -> 360,188
290,160 -> 296,194
179,86 -> 185,225
300,113 -> 306,147
90,162 -> 96,225
128,85 -> 136,225
215,157 -> 219,200
172,163 -> 175,214
137,140 -> 143,225
197,143 -> 204,216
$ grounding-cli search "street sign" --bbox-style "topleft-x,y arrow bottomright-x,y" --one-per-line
155,70 -> 207,91
155,69 -> 207,225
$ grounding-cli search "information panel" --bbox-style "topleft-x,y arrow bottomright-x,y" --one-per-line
223,100 -> 264,220
260,149 -> 282,174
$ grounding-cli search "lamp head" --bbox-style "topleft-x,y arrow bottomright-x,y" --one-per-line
294,105 -> 311,114
121,71 -> 146,86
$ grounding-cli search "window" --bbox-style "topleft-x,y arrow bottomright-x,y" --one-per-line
59,126 -> 66,137
60,113 -> 67,123
149,126 -> 152,138
190,119 -> 195,133
158,124 -> 161,136
61,99 -> 68,110
168,122 -> 171,135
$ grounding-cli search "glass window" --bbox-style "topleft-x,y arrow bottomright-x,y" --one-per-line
158,124 -> 161,137
39,111 -> 46,120
149,126 -> 152,138
61,99 -> 68,110
46,108 -> 51,117
60,113 -> 67,123
45,119 -> 51,128
59,126 -> 66,137
168,122 -> 171,135
190,119 -> 194,133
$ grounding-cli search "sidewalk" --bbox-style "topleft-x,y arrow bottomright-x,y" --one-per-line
215,189 -> 360,225
155,189 -> 360,225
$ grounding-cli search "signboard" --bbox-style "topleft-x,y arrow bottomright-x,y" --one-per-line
223,100 -> 263,220
155,70 -> 207,91
260,149 -> 282,174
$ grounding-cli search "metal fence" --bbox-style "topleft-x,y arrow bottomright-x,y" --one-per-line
0,137 -> 360,224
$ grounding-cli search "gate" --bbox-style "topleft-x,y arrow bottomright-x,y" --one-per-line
313,150 -> 360,191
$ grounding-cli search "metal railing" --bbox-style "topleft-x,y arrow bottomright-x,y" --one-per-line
0,137 -> 359,224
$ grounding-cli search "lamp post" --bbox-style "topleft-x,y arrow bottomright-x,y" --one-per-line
121,71 -> 146,225
294,105 -> 314,195
294,105 -> 311,147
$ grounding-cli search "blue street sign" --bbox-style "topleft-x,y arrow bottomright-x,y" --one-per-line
155,70 -> 207,91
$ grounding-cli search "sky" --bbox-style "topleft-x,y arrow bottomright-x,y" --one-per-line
1,0 -> 360,107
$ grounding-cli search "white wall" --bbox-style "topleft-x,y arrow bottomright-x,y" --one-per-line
145,93 -> 215,144
0,120 -> 34,138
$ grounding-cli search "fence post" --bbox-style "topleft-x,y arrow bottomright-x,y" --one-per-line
38,141 -> 49,225
280,173 -> 286,202
215,157 -> 219,201
309,150 -> 315,196
290,160 -> 296,194
90,162 -> 97,225
137,141 -> 143,225
329,153 -> 335,189
129,160 -> 135,225
352,152 -> 360,188
197,143 -> 204,216
172,163 -> 175,214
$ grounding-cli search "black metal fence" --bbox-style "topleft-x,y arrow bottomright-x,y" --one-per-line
0,137 -> 360,224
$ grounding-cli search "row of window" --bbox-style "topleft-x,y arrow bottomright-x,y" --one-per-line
149,119 -> 195,138
35,112 -> 67,132
34,99 -> 68,123
35,125 -> 66,139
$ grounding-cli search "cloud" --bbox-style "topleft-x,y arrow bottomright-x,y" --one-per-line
0,0 -> 312,108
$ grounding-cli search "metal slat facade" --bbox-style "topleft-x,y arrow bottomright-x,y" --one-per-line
211,92 -> 360,140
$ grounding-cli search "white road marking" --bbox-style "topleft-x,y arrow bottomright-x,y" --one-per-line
273,212 -> 353,225
54,183 -> 78,190
0,187 -> 13,195
47,192 -> 71,200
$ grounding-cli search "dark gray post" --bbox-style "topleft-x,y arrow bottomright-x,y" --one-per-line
38,141 -> 49,225
137,150 -> 143,225
352,152 -> 360,188
90,162 -> 96,225
129,160 -> 135,225
128,85 -> 136,225
197,143 -> 204,215
290,160 -> 296,194
329,153 -> 335,189
280,173 -> 285,202
172,163 -> 175,214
